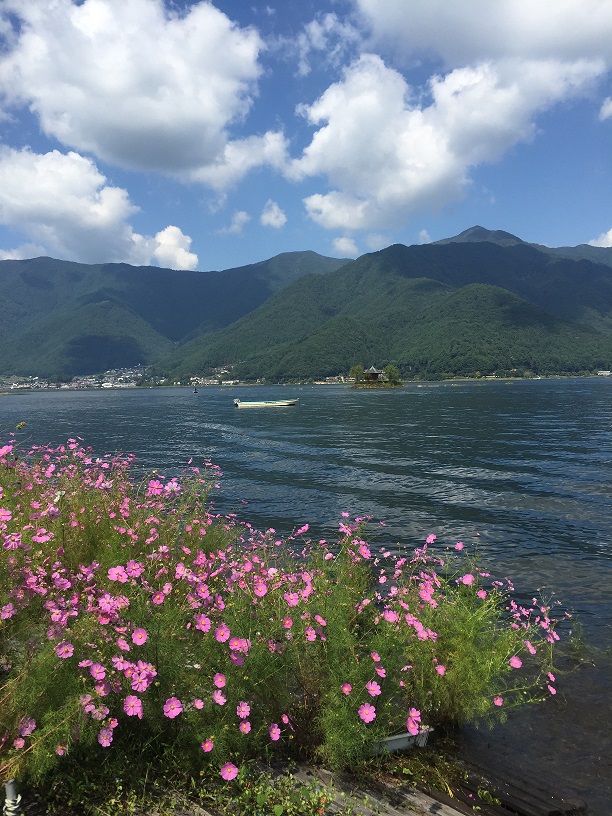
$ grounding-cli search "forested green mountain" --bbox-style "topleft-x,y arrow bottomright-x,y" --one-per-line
160,229 -> 612,380
0,252 -> 347,378
4,228 -> 612,381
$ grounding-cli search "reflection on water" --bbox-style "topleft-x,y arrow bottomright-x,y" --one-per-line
1,379 -> 611,812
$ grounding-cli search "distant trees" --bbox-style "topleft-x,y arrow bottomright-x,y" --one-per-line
382,364 -> 400,383
349,364 -> 365,382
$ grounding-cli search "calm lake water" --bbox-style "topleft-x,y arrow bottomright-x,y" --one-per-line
1,379 -> 611,812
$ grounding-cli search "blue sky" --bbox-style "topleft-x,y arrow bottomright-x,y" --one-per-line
0,0 -> 610,272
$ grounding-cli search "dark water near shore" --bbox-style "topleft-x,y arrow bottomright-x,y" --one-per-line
1,379 -> 611,812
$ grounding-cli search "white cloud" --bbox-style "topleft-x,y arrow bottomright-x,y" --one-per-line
293,12 -> 361,77
600,97 -> 612,120
260,199 -> 287,228
418,229 -> 432,244
333,236 -> 359,256
589,228 -> 612,248
365,233 -> 387,251
151,226 -> 198,270
191,132 -> 288,191
220,210 -> 251,235
0,242 -> 47,261
0,145 -> 198,267
354,0 -> 612,66
290,53 -> 604,231
0,0 -> 284,187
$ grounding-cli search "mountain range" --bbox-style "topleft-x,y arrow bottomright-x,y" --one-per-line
2,226 -> 612,380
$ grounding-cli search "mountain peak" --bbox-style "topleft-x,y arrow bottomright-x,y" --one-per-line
434,226 -> 525,247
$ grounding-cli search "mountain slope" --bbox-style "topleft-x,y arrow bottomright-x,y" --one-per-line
0,252 -> 348,376
160,237 -> 612,380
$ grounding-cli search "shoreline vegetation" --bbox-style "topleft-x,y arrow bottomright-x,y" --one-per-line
0,437 -> 564,813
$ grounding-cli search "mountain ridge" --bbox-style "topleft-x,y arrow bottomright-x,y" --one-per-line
3,228 -> 612,380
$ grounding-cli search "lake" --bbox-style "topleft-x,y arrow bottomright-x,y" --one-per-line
1,379 -> 611,812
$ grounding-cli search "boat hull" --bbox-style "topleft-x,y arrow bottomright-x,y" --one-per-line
234,399 -> 299,408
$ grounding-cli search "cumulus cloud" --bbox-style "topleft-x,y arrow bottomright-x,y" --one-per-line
353,0 -> 612,66
600,97 -> 612,120
589,228 -> 612,248
418,229 -> 432,244
220,211 -> 251,235
289,53 -> 604,231
333,236 -> 359,256
0,0 -> 285,187
151,226 -> 198,270
0,145 -> 198,267
260,199 -> 287,228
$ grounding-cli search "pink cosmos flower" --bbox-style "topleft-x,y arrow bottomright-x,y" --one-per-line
253,580 -> 268,597
55,642 -> 74,659
147,479 -> 164,496
163,697 -> 183,718
108,565 -> 128,583
220,762 -> 239,781
358,703 -> 376,723
212,690 -> 226,706
375,664 -> 386,677
547,672 -> 555,682
435,665 -> 446,675
493,696 -> 503,707
548,685 -> 557,695
0,508 -> 12,523
366,680 -> 382,697
19,717 -> 36,736
269,723 -> 281,741
201,738 -> 214,752
358,543 -> 371,559
509,656 -> 523,669
304,627 -> 316,641
152,592 -> 165,605
236,701 -> 250,719
97,728 -> 113,747
195,614 -> 211,633
193,699 -> 204,709
13,738 -> 25,750
284,592 -> 299,607
213,673 -> 226,688
55,744 -> 67,756
477,590 -> 487,600
90,663 -> 106,680
282,617 -> 293,629
525,640 -> 537,655
341,683 -> 352,695
215,623 -> 230,643
406,708 -> 421,736
117,637 -> 130,652
455,542 -> 464,550
239,720 -> 251,734
125,560 -> 144,578
460,573 -> 475,586
370,652 -> 381,662
132,628 -> 148,645
124,695 -> 143,719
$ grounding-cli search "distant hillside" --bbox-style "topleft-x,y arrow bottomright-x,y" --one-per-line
160,230 -> 612,380
0,252 -> 348,377
439,224 -> 612,269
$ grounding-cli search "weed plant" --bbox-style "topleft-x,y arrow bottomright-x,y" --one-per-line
0,435 -> 561,803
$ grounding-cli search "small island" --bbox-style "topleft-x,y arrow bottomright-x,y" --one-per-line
349,364 -> 402,388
